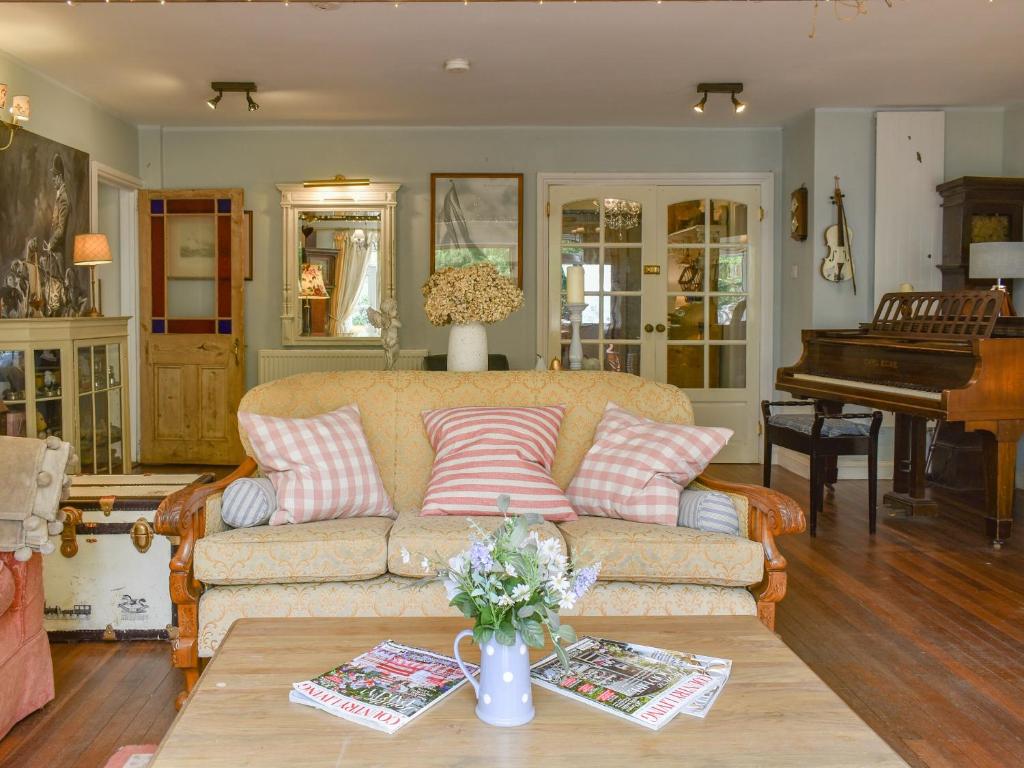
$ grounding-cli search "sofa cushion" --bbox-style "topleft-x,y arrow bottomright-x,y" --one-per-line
420,405 -> 577,521
194,517 -> 393,586
238,404 -> 396,526
567,403 -> 732,526
386,510 -> 565,578
557,517 -> 763,587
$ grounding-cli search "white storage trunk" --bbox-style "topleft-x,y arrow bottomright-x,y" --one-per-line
43,473 -> 211,640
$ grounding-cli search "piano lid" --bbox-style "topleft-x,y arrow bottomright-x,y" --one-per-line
870,290 -> 1004,340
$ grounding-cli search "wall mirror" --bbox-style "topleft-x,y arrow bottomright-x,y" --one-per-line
278,182 -> 399,345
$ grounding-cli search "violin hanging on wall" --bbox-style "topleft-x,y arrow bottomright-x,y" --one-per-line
821,176 -> 857,294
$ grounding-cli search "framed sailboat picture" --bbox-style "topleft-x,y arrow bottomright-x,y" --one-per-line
430,173 -> 524,287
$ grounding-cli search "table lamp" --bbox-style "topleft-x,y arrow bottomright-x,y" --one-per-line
298,262 -> 328,335
969,241 -> 1024,317
73,234 -> 113,317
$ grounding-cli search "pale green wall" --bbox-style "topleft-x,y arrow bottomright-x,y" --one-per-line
779,110 -> 815,370
138,125 -> 783,388
0,51 -> 138,174
1004,104 -> 1024,175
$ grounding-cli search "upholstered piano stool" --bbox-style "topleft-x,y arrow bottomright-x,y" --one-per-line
761,400 -> 883,536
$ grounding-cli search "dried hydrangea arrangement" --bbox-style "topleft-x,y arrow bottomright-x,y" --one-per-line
422,263 -> 524,326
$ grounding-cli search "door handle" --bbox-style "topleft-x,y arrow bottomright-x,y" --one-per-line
232,338 -> 241,365
644,323 -> 655,333
655,323 -> 666,333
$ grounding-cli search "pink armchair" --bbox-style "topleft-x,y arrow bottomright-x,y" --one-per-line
0,551 -> 54,740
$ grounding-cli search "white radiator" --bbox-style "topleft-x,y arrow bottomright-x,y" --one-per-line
257,348 -> 428,384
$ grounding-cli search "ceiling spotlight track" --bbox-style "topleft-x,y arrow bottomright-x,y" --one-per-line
206,81 -> 259,112
692,82 -> 746,116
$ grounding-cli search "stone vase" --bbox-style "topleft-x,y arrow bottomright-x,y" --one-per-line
447,322 -> 488,372
454,629 -> 535,727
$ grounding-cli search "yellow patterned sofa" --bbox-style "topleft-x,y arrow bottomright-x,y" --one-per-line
156,371 -> 804,707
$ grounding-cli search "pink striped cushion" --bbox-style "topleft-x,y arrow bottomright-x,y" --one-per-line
238,405 -> 395,526
419,405 -> 577,521
566,402 -> 732,526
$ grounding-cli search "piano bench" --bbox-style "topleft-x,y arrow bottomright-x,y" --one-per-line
761,400 -> 883,536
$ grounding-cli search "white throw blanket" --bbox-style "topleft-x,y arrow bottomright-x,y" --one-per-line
0,436 -> 75,560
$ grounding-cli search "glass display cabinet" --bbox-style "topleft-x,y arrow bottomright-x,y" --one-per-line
0,317 -> 130,473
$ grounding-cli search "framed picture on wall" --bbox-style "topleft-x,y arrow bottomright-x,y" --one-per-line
430,173 -> 524,287
243,210 -> 254,280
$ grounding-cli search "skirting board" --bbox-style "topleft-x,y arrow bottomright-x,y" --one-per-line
258,348 -> 428,384
775,447 -> 894,481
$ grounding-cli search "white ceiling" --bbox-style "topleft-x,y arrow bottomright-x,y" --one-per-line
2,0 -> 1023,128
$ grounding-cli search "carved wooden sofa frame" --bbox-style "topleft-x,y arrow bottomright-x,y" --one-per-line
156,463 -> 804,709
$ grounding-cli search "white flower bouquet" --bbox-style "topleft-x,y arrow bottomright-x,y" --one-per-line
407,496 -> 600,668
421,263 -> 524,326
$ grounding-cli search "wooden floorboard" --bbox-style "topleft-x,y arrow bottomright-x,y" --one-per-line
2,464 -> 1023,767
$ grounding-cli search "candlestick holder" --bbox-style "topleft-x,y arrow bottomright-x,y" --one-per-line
566,302 -> 587,371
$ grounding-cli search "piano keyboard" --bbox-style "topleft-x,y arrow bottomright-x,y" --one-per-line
790,373 -> 943,401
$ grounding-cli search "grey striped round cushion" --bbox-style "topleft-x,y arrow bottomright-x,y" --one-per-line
221,477 -> 277,528
677,490 -> 740,536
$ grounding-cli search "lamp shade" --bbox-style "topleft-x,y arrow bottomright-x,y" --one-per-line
73,234 -> 113,266
969,241 -> 1024,280
298,262 -> 328,299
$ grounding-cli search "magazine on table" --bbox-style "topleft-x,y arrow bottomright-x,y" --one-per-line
530,636 -> 731,730
290,640 -> 478,734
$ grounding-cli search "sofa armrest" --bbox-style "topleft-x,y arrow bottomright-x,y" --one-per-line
0,560 -> 15,617
695,472 -> 806,631
154,457 -> 257,709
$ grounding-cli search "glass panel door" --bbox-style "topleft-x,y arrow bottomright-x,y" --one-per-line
548,187 -> 655,376
656,186 -> 760,462
0,349 -> 28,437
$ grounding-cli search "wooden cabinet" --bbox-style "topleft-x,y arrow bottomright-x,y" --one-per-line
0,317 -> 130,473
936,176 -> 1024,294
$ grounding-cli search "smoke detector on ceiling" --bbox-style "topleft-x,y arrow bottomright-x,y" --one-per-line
444,58 -> 471,73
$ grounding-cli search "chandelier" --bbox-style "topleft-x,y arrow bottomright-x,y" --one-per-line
603,199 -> 641,232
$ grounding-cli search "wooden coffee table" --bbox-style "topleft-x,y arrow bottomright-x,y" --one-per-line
149,616 -> 906,767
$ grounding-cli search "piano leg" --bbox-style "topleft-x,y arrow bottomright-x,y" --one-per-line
969,420 -> 1024,548
884,414 -> 939,516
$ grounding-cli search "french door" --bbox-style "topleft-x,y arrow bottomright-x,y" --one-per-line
548,184 -> 762,462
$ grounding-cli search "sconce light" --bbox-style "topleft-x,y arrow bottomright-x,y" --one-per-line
206,81 -> 259,113
0,84 -> 31,152
692,82 -> 746,116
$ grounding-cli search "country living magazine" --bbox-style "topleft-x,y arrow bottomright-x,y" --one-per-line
530,636 -> 732,730
290,640 -> 478,734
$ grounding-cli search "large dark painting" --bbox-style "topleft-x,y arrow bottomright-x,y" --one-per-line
0,129 -> 90,318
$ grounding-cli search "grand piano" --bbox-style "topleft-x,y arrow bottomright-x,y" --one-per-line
776,290 -> 1024,546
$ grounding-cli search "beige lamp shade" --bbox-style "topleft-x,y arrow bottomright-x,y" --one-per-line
0,84 -> 7,111
10,95 -> 29,122
298,262 -> 328,299
969,242 -> 1024,280
73,234 -> 113,266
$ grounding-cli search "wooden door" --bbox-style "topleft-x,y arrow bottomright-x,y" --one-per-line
139,189 -> 245,465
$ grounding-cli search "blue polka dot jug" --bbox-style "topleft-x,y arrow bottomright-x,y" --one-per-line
454,630 -> 535,727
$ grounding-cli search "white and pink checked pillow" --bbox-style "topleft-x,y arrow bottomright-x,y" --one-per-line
238,404 -> 395,526
566,402 -> 732,526
419,405 -> 577,521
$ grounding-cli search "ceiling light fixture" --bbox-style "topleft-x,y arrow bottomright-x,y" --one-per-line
444,58 -> 471,73
206,82 -> 259,113
692,82 -> 746,116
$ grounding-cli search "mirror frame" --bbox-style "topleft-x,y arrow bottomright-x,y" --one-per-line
277,182 -> 400,346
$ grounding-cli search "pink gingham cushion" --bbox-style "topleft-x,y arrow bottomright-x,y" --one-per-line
419,405 -> 577,521
566,402 -> 732,526
238,404 -> 395,526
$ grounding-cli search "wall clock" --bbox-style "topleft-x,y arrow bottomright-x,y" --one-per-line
790,185 -> 808,241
